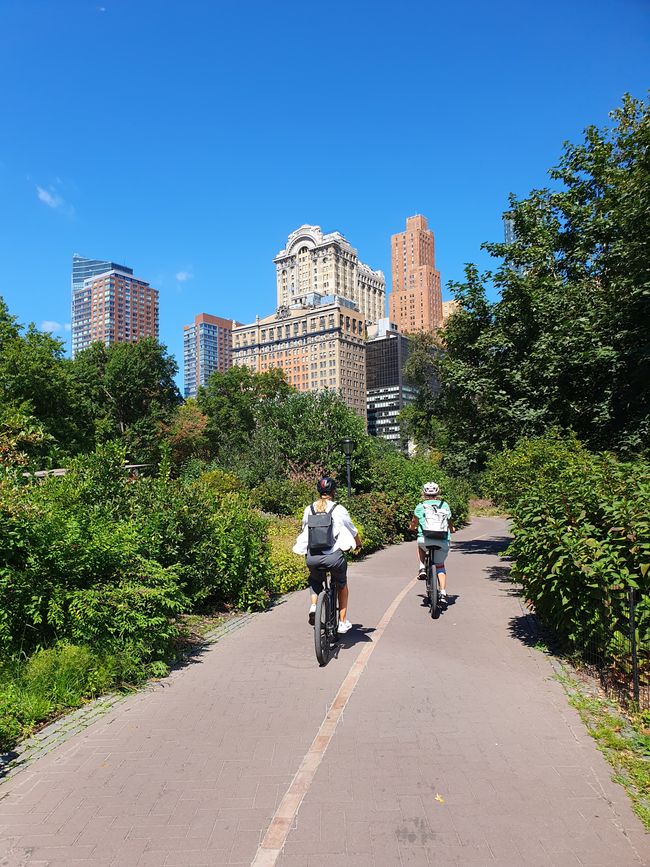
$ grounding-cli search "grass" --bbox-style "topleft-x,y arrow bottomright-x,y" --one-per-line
468,497 -> 507,518
555,667 -> 650,830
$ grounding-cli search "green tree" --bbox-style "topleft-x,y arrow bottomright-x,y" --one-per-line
249,389 -> 371,486
0,297 -> 82,460
431,93 -> 650,470
196,365 -> 291,456
163,399 -> 210,466
399,331 -> 445,454
69,338 -> 181,462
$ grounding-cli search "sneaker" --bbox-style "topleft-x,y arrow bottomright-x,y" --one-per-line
337,619 -> 352,634
439,592 -> 448,605
417,567 -> 426,580
308,603 -> 316,626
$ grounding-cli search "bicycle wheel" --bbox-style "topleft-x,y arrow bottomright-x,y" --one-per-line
428,560 -> 440,619
328,583 -> 339,643
314,590 -> 331,666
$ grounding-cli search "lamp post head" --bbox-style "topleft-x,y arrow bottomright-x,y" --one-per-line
340,437 -> 354,457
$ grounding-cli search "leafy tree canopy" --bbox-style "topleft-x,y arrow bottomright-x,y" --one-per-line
429,93 -> 650,472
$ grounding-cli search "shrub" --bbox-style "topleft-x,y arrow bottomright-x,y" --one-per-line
266,518 -> 309,595
67,561 -> 186,665
250,477 -> 314,517
483,429 -> 586,512
489,437 -> 650,660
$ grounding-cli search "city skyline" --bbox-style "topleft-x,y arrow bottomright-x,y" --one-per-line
1,1 -> 647,387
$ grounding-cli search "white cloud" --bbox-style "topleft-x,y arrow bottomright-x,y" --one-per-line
175,270 -> 193,282
36,186 -> 63,209
64,322 -> 71,332
41,320 -> 63,333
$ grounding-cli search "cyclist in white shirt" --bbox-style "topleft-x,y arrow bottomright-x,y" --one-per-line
293,477 -> 361,634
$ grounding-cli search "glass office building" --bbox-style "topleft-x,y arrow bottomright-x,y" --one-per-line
366,319 -> 418,446
71,254 -> 133,356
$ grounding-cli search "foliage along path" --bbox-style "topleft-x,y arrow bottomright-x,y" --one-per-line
0,517 -> 647,867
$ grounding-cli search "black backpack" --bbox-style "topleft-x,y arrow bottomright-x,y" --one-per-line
307,503 -> 338,553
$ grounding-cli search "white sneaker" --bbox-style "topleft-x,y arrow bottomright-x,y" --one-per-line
308,603 -> 316,626
337,619 -> 352,634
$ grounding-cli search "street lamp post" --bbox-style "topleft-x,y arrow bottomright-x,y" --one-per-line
340,437 -> 354,499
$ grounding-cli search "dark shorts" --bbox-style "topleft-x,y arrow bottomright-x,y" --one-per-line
306,550 -> 348,594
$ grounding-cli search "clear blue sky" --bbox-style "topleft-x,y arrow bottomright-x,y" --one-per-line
1,0 -> 648,383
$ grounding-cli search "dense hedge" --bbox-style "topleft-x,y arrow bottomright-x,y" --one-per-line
486,433 -> 650,660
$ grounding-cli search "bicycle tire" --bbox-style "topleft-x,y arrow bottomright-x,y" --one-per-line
429,560 -> 440,619
314,590 -> 331,666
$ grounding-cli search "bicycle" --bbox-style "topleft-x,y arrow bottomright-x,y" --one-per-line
424,544 -> 441,619
314,568 -> 339,666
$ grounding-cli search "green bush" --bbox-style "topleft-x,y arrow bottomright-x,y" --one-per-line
266,518 -> 309,595
483,429 -> 586,512
489,437 -> 650,661
250,477 -> 315,517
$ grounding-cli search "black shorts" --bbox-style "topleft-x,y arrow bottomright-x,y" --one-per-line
306,550 -> 348,594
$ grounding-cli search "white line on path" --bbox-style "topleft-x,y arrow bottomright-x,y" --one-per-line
250,576 -> 418,867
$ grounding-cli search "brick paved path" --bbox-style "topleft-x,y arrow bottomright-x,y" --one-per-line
0,517 -> 647,866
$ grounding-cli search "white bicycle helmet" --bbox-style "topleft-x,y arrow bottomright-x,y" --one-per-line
422,481 -> 440,497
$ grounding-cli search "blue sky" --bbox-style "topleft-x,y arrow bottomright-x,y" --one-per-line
0,0 -> 648,383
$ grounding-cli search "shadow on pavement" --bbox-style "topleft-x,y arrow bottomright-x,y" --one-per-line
508,612 -> 546,649
0,750 -> 19,781
453,536 -> 511,556
485,564 -> 512,583
417,593 -> 458,614
336,626 -> 375,650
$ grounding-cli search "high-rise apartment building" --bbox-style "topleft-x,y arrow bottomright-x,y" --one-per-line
389,215 -> 442,334
71,254 -> 134,356
183,313 -> 238,398
503,216 -> 516,245
73,269 -> 158,355
366,319 -> 417,444
232,296 -> 367,417
274,225 -> 385,325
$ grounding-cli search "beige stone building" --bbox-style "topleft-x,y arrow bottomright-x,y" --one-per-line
274,225 -> 385,325
389,214 -> 443,333
442,300 -> 460,323
232,299 -> 367,417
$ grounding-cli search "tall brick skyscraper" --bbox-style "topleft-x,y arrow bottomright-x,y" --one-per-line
389,215 -> 442,333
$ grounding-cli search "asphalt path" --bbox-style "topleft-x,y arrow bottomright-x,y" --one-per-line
0,517 -> 647,866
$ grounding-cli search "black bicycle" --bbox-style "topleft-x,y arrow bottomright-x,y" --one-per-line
314,569 -> 339,666
424,545 -> 441,619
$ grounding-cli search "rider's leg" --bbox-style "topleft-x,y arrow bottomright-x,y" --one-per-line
418,545 -> 426,569
328,553 -> 350,628
306,558 -> 325,623
337,584 -> 349,621
433,541 -> 450,595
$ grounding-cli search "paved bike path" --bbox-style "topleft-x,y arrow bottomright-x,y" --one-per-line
0,518 -> 647,866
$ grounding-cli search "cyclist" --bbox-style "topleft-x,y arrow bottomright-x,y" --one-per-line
293,477 -> 361,634
409,482 -> 453,604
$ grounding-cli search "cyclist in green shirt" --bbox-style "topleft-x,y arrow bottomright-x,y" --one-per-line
408,481 -> 453,603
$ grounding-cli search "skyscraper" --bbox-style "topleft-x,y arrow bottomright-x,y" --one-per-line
183,313 -> 238,398
71,254 -> 134,356
232,296 -> 367,417
366,319 -> 417,444
388,215 -> 442,334
274,225 -> 385,325
73,268 -> 158,355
